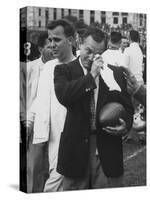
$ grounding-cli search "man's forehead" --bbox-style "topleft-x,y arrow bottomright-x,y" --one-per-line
84,36 -> 105,53
48,26 -> 65,37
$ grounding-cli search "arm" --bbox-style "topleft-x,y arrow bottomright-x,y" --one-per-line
133,84 -> 146,107
121,66 -> 146,106
54,64 -> 97,107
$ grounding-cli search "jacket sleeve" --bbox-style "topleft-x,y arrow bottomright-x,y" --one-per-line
133,84 -> 146,107
54,64 -> 97,107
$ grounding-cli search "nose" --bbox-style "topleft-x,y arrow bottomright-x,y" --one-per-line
50,39 -> 56,49
88,53 -> 94,61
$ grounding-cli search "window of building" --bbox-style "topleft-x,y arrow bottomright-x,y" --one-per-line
139,14 -> 143,18
90,17 -> 94,24
122,17 -> 127,24
101,17 -> 106,24
140,18 -> 143,26
113,17 -> 118,24
90,10 -> 95,16
90,10 -> 95,24
39,20 -> 41,27
113,12 -> 119,16
45,10 -> 49,19
54,8 -> 57,19
69,9 -> 71,16
39,8 -> 41,16
101,11 -> 106,15
45,10 -> 49,26
79,10 -> 83,19
139,14 -> 143,26
121,12 -> 128,16
61,9 -> 64,18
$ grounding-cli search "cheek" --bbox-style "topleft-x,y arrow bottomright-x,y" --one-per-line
80,50 -> 88,60
57,42 -> 66,50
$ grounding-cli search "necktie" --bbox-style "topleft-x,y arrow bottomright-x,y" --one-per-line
90,90 -> 96,131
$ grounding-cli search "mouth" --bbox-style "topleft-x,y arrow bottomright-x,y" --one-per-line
52,50 -> 59,57
85,60 -> 93,67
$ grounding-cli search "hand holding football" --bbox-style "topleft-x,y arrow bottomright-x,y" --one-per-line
99,102 -> 126,127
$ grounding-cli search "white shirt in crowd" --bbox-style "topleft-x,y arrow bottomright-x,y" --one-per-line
123,42 -> 143,82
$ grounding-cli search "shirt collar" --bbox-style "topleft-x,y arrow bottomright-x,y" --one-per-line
130,42 -> 139,47
79,57 -> 87,75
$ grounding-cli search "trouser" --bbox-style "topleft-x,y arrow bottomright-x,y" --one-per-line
27,141 -> 49,193
63,134 -> 123,191
44,164 -> 64,192
20,123 -> 49,193
44,142 -> 64,192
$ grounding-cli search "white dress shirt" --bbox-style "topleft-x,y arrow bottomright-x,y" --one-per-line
123,42 -> 143,82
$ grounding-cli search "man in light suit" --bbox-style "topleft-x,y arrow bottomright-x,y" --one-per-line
54,27 -> 133,190
29,19 -> 76,192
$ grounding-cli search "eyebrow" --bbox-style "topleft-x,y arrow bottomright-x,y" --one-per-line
48,37 -> 61,41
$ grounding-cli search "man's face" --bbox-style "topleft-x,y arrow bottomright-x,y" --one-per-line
80,36 -> 105,71
48,26 -> 71,61
121,38 -> 129,50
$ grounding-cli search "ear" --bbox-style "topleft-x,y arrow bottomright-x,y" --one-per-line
38,47 -> 43,54
67,36 -> 75,46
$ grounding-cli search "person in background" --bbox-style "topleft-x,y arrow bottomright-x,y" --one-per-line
121,66 -> 146,135
20,31 -> 53,193
123,30 -> 143,83
120,36 -> 129,53
123,30 -> 144,142
102,31 -> 124,67
121,66 -> 146,106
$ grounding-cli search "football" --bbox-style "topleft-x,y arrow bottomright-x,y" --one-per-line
99,102 -> 126,127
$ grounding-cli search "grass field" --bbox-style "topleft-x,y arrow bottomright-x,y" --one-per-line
123,139 -> 146,187
98,134 -> 146,189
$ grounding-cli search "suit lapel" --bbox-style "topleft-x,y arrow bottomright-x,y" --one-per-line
72,57 -> 91,117
96,75 -> 109,119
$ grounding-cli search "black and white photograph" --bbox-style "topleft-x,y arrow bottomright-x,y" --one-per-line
0,0 -> 149,200
20,6 -> 147,193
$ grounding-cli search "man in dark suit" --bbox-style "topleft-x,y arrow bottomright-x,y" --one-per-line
54,27 -> 133,190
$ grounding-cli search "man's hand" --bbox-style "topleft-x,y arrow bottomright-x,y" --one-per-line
121,66 -> 140,95
90,54 -> 104,79
102,118 -> 128,137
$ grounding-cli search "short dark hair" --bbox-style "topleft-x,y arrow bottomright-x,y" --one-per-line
37,31 -> 48,48
130,30 -> 140,42
83,26 -> 105,43
110,31 -> 122,44
48,19 -> 76,38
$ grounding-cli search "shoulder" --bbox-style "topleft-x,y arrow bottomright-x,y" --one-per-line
102,49 -> 109,56
42,58 -> 58,73
55,58 -> 79,71
26,58 -> 41,72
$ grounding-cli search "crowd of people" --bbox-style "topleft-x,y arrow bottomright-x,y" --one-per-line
20,18 -> 146,193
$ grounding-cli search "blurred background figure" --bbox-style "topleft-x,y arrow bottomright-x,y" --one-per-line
103,31 -> 124,66
123,30 -> 143,83
121,66 -> 146,144
120,36 -> 129,53
20,31 -> 53,193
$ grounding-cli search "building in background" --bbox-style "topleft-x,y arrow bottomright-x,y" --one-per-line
20,7 -> 146,46
20,7 -> 146,30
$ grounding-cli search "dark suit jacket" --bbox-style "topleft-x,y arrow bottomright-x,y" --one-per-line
54,58 -> 133,178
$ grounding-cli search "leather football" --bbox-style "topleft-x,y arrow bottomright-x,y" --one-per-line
99,102 -> 126,127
